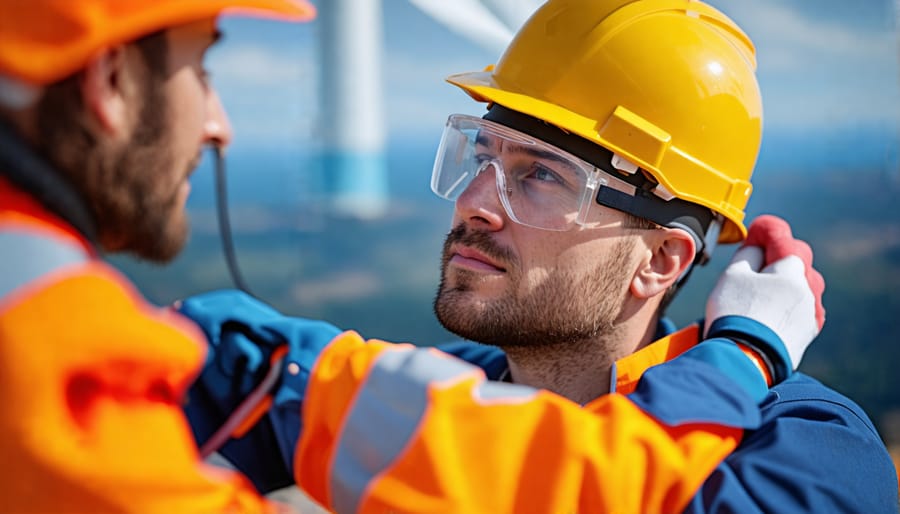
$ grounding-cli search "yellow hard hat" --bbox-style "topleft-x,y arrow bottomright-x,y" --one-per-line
0,0 -> 315,85
447,0 -> 762,243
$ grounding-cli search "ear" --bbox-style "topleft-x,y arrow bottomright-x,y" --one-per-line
630,228 -> 696,299
80,46 -> 130,137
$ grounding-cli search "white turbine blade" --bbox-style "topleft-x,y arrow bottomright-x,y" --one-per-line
479,0 -> 543,32
408,0 -> 515,54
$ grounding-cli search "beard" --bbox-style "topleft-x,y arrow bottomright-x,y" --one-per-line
37,68 -> 194,263
95,99 -> 194,263
434,223 -> 635,349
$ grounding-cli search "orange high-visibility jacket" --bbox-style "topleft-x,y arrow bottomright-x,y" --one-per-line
296,329 -> 750,514
294,327 -> 899,514
0,177 -> 282,513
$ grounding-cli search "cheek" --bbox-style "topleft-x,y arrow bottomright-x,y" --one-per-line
165,70 -> 208,143
529,233 -> 592,267
550,235 -> 635,278
515,233 -> 570,284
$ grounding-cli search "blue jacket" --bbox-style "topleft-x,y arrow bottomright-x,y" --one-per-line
180,290 -> 899,512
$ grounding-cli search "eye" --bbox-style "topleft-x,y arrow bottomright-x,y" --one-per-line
475,152 -> 493,163
526,163 -> 565,185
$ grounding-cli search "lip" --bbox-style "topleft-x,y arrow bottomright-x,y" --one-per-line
449,245 -> 506,272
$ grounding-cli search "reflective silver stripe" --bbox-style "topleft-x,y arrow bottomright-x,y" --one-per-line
0,230 -> 88,298
331,348 -> 537,513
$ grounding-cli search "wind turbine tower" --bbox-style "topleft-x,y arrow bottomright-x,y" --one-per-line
318,0 -> 387,219
316,0 -> 542,219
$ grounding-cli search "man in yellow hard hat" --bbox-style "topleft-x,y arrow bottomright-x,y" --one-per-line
0,1 -> 320,512
180,0 -> 898,512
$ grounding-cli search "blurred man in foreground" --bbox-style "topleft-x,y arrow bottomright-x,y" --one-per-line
0,1 -> 318,512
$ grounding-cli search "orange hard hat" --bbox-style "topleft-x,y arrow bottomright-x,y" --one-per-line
0,0 -> 315,85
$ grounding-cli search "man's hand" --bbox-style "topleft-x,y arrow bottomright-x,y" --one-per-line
704,215 -> 825,381
176,290 -> 341,492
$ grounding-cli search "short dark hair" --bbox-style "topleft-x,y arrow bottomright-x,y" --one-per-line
133,30 -> 169,78
33,29 -> 170,246
621,212 -> 661,231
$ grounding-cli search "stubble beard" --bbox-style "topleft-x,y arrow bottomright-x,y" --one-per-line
433,224 -> 635,351
100,95 -> 193,263
38,69 -> 193,263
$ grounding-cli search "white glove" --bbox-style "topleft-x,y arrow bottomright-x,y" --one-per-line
705,215 -> 825,373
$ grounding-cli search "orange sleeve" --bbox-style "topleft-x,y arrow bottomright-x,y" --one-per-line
296,333 -> 742,514
0,263 -> 283,514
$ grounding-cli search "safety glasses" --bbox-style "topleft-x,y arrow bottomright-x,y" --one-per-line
431,114 -> 634,231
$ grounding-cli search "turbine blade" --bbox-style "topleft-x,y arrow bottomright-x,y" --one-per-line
408,0 -> 514,54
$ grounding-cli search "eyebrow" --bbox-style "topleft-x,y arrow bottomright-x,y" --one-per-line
476,132 -> 578,170
201,29 -> 224,55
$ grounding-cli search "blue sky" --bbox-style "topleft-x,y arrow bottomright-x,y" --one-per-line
206,0 -> 900,173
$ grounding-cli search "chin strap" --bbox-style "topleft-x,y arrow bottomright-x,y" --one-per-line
212,145 -> 257,298
0,121 -> 99,245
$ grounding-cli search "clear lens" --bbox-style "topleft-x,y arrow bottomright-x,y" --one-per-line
431,115 -> 598,231
431,118 -> 480,201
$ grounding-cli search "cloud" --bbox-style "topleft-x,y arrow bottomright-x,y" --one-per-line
716,0 -> 900,128
724,1 -> 893,62
211,34 -> 494,143
212,44 -> 316,86
208,43 -> 319,148
210,43 -> 318,107
383,51 -> 495,135
763,89 -> 899,130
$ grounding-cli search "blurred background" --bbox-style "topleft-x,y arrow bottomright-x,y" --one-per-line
113,0 -> 900,451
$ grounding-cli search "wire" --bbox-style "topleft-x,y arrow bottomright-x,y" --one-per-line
212,146 -> 256,297
198,348 -> 287,458
201,147 -> 284,458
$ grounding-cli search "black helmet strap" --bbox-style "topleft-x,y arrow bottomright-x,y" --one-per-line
483,103 -> 718,265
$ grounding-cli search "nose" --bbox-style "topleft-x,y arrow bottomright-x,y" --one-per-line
453,162 -> 506,230
203,88 -> 233,149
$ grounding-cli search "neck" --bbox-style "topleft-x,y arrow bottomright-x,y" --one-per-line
506,341 -> 615,405
505,302 -> 661,405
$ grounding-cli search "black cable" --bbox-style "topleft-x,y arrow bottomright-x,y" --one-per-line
212,146 -> 256,297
